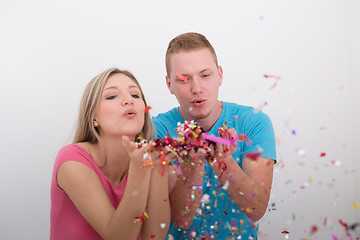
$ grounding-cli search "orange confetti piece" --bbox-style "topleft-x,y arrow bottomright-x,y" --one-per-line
176,72 -> 188,82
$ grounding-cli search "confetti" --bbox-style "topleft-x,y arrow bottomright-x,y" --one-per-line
281,230 -> 290,234
247,191 -> 253,200
202,132 -> 231,145
254,101 -> 268,113
320,152 -> 326,157
309,225 -> 318,235
353,203 -> 359,209
245,152 -> 262,160
176,72 -> 188,82
347,223 -> 360,231
144,106 -> 152,112
160,223 -> 166,229
339,219 -> 349,229
264,74 -> 281,90
134,211 -> 148,223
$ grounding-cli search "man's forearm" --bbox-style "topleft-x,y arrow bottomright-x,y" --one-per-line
211,156 -> 273,221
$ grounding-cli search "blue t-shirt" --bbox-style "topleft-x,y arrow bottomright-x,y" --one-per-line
152,102 -> 276,240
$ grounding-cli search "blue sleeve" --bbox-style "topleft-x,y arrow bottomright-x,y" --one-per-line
242,111 -> 277,162
152,117 -> 168,139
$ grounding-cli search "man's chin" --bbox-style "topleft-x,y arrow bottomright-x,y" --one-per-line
190,112 -> 209,122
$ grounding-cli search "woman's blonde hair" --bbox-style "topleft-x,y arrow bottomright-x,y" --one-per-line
73,67 -> 154,144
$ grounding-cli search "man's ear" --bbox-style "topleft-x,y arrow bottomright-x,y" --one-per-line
166,75 -> 174,94
218,66 -> 224,86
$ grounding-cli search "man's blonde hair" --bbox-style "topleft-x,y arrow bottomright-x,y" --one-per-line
165,32 -> 218,76
73,67 -> 154,144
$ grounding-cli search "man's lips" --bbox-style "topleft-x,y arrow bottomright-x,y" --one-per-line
191,99 -> 206,106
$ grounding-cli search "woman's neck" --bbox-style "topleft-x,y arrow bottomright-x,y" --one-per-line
88,137 -> 131,187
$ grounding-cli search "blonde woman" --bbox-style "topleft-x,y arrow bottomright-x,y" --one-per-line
50,68 -> 175,240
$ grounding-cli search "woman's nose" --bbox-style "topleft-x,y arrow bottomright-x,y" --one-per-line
122,94 -> 134,105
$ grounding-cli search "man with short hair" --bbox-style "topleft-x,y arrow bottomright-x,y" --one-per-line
153,32 -> 276,240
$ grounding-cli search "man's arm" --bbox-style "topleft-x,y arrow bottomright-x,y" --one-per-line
211,155 -> 274,221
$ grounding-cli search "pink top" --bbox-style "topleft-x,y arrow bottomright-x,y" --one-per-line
50,144 -> 140,240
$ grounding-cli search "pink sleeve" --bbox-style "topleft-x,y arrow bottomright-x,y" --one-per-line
52,144 -> 94,190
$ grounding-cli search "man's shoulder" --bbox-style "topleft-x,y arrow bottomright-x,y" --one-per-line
152,107 -> 179,123
223,101 -> 271,124
223,102 -> 256,116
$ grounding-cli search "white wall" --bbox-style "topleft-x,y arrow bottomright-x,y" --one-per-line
0,0 -> 359,239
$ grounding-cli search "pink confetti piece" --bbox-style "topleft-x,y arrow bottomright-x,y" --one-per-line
254,101 -> 268,113
332,235 -> 338,240
247,191 -> 253,200
264,74 -> 281,90
228,132 -> 238,147
346,232 -> 354,240
202,132 -> 231,145
176,72 -> 188,82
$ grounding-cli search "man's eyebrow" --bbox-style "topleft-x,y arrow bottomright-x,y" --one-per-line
200,68 -> 211,73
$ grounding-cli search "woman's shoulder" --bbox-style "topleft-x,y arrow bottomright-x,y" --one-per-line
55,143 -> 92,166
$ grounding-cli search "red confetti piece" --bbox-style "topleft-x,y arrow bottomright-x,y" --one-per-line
323,217 -> 327,226
281,230 -> 290,234
320,152 -> 326,157
309,225 -> 318,235
238,134 -> 252,146
161,151 -> 166,177
339,219 -> 348,229
144,106 -> 152,112
223,211 -> 227,216
135,212 -> 148,223
150,234 -> 156,238
245,152 -> 261,160
176,72 -> 188,82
